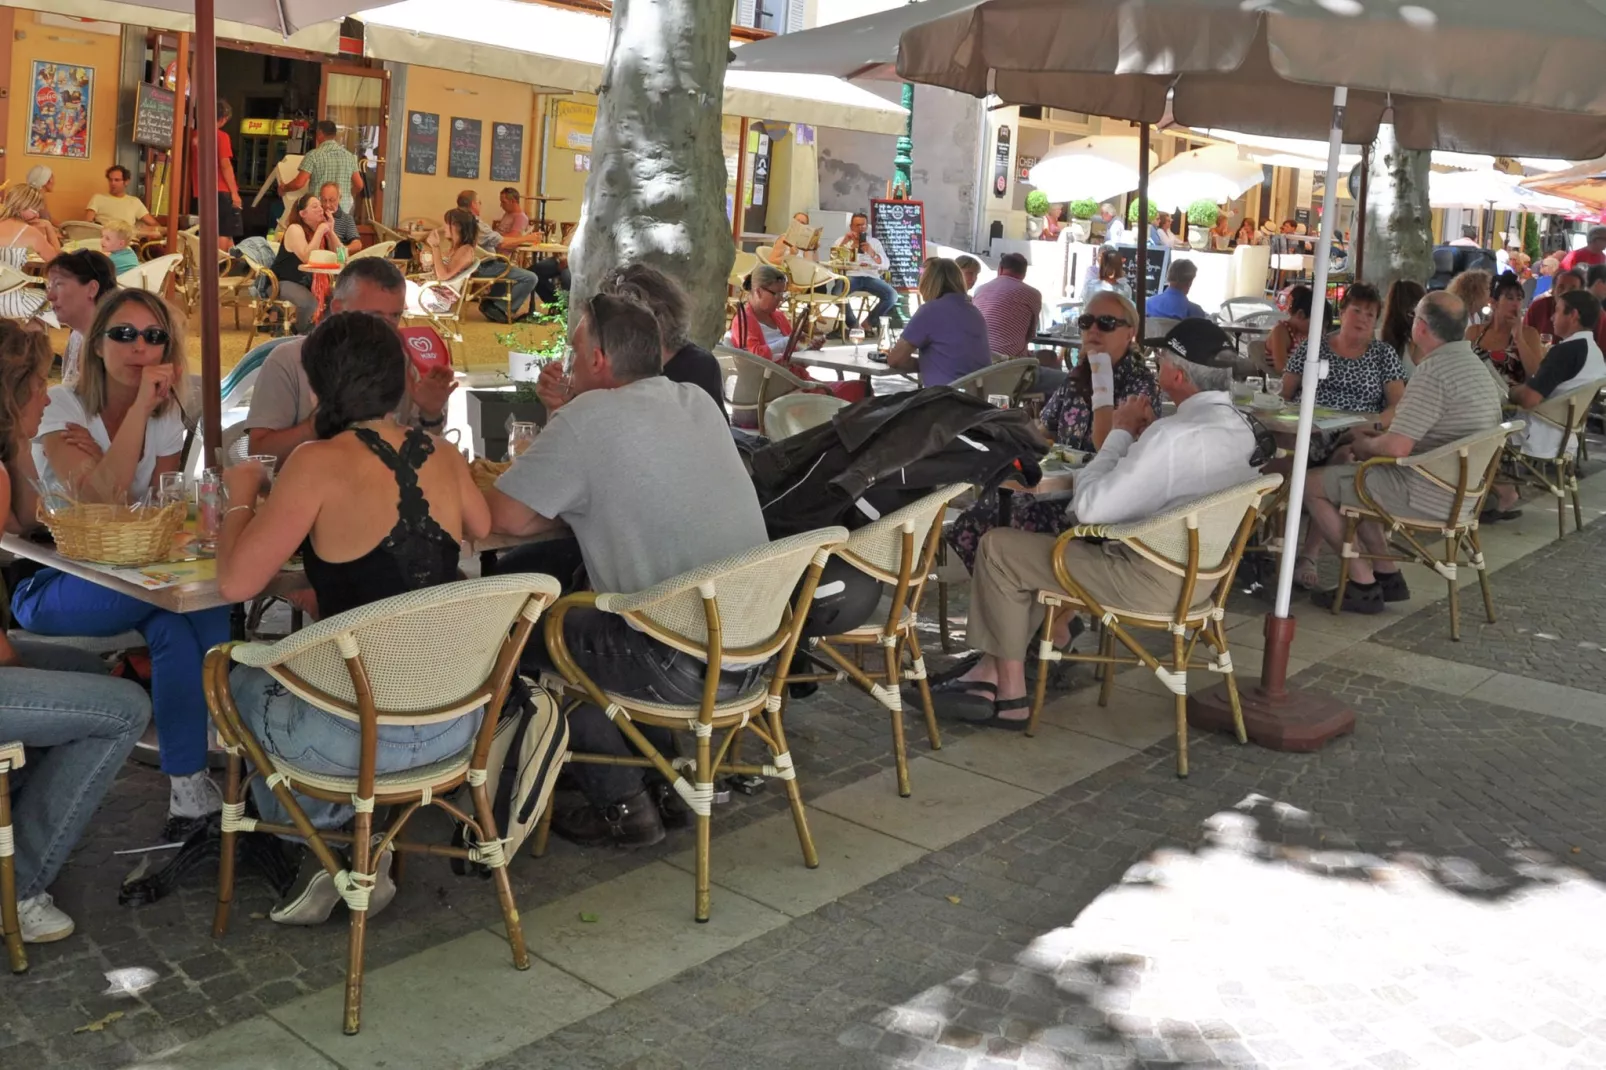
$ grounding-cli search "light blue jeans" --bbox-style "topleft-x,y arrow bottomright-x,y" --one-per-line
1,640 -> 151,899
231,666 -> 481,832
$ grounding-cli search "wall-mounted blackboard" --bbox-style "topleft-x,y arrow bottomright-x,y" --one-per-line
133,82 -> 174,149
405,111 -> 439,176
448,117 -> 482,180
489,122 -> 523,184
868,198 -> 926,292
1113,243 -> 1170,300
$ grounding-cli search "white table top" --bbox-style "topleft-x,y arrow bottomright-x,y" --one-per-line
789,349 -> 912,378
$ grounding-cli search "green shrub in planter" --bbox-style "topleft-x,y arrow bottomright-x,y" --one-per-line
1024,190 -> 1051,217
1068,199 -> 1099,220
1126,200 -> 1159,224
1186,200 -> 1220,227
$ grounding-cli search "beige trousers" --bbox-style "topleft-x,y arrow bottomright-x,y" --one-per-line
968,528 -> 1187,659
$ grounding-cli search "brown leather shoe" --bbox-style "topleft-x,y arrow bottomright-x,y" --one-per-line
552,789 -> 666,848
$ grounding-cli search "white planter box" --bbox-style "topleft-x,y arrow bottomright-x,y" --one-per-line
508,350 -> 547,382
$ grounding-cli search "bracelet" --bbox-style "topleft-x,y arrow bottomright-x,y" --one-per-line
223,504 -> 254,520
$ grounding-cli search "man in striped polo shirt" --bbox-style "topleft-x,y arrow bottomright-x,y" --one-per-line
973,252 -> 1065,392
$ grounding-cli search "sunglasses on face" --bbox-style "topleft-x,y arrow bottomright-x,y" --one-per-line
761,285 -> 788,297
1078,314 -> 1131,332
103,325 -> 170,346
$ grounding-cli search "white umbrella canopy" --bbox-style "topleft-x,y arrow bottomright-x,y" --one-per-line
1026,136 -> 1155,203
1146,144 -> 1262,207
730,0 -> 975,78
1429,169 -> 1578,213
895,0 -> 1606,157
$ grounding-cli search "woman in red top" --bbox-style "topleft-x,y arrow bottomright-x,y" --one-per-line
727,263 -> 865,405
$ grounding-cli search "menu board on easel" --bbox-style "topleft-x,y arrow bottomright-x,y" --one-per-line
1114,243 -> 1170,299
448,117 -> 482,180
868,198 -> 926,292
133,82 -> 174,149
489,122 -> 523,183
404,111 -> 440,175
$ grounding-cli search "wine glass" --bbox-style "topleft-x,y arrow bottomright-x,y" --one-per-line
848,326 -> 866,355
506,421 -> 540,462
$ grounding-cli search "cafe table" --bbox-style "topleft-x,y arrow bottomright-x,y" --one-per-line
790,348 -> 914,383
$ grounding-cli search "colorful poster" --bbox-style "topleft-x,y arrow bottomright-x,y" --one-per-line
28,60 -> 93,159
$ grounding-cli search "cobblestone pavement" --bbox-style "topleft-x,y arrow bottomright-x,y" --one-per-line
5,487 -> 1605,1069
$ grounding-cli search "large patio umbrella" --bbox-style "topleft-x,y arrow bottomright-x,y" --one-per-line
887,0 -> 1606,741
1429,169 -> 1578,214
1026,136 -> 1154,203
1146,144 -> 1262,209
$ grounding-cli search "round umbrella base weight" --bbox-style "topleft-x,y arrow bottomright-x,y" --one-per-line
1187,682 -> 1356,752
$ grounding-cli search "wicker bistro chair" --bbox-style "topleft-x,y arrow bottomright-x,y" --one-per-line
405,249 -> 511,362
721,345 -> 815,435
1504,380 -> 1606,538
784,257 -> 854,342
787,487 -> 968,796
1331,421 -> 1522,641
1,741 -> 25,973
541,528 -> 847,922
204,575 -> 562,1035
1029,475 -> 1284,778
950,358 -> 1040,406
763,393 -> 848,439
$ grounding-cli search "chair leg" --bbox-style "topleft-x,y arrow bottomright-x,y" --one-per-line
937,580 -> 954,654
1027,603 -> 1057,737
1468,528 -> 1496,625
471,781 -> 530,971
531,799 -> 555,859
693,724 -> 714,923
1,770 -> 26,974
766,691 -> 818,870
1210,619 -> 1248,745
1445,534 -> 1462,643
342,807 -> 373,1035
903,629 -> 942,751
883,640 -> 912,798
1098,629 -> 1117,708
212,751 -> 243,939
1172,631 -> 1190,779
1557,487 -> 1566,540
1331,515 -> 1359,615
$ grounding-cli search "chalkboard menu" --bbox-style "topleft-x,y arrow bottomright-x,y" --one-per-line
490,122 -> 523,183
405,111 -> 439,175
868,198 -> 926,292
448,117 -> 482,180
133,82 -> 175,149
1113,243 -> 1169,300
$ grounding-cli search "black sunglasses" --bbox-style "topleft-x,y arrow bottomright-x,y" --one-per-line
103,325 -> 170,346
1078,314 -> 1131,332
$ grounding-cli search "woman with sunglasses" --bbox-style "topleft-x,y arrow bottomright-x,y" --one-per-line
727,263 -> 864,406
10,290 -> 230,839
947,290 -> 1160,573
270,192 -> 341,333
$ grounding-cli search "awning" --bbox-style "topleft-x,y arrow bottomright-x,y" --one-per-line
358,0 -> 909,135
0,0 -> 341,48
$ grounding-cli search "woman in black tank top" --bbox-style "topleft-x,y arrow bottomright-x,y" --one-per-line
215,311 -> 491,925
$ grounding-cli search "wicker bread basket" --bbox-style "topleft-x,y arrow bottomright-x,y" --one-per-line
469,458 -> 511,493
40,501 -> 186,566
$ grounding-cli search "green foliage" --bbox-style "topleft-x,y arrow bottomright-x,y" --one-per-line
1186,200 -> 1220,227
1067,199 -> 1099,220
494,290 -> 569,359
1126,200 -> 1159,225
1024,190 -> 1051,217
1523,214 -> 1542,263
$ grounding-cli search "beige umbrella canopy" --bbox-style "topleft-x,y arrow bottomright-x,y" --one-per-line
896,0 -> 1606,157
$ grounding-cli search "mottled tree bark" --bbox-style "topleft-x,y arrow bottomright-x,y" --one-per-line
1361,124 -> 1433,289
569,0 -> 736,346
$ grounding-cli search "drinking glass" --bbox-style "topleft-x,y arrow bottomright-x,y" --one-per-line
157,471 -> 187,510
245,455 -> 278,486
848,326 -> 866,354
1540,333 -> 1554,347
195,471 -> 223,553
987,394 -> 1011,409
506,421 -> 540,462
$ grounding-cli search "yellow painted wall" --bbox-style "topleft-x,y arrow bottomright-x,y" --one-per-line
537,93 -> 599,227
395,64 -> 541,224
6,12 -> 124,223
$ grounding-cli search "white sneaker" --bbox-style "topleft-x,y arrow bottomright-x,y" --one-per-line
168,771 -> 223,820
18,893 -> 75,944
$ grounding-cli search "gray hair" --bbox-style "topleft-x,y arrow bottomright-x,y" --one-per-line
580,291 -> 662,382
1591,225 -> 1606,244
748,262 -> 787,292
1166,259 -> 1198,288
1082,287 -> 1138,329
1416,290 -> 1467,346
331,258 -> 405,303
599,263 -> 690,352
1159,351 -> 1233,394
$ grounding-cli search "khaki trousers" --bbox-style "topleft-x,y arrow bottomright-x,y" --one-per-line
968,528 -> 1187,659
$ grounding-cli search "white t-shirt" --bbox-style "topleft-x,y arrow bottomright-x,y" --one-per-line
845,235 -> 889,278
33,384 -> 187,500
86,193 -> 152,229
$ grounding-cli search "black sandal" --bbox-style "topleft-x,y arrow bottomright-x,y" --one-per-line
930,681 -> 996,721
976,696 -> 1033,731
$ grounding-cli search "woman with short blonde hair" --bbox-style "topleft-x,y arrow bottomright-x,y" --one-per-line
0,184 -> 58,319
886,257 -> 991,385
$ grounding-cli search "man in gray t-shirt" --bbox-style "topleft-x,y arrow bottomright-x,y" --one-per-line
488,293 -> 768,847
242,259 -> 455,462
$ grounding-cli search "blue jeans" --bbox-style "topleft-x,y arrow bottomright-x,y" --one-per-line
845,275 -> 898,329
11,571 -> 230,777
477,261 -> 539,322
231,666 -> 482,831
1,640 -> 150,898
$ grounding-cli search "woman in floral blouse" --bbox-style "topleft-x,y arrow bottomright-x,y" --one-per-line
947,290 -> 1160,571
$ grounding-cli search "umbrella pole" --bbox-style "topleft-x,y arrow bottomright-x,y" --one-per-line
196,0 -> 221,459
1136,123 -> 1150,340
1188,86 -> 1355,751
1355,144 -> 1369,282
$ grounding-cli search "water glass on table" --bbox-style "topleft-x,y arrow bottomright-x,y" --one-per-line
157,471 -> 188,511
196,470 -> 223,553
245,455 -> 278,487
506,421 -> 540,462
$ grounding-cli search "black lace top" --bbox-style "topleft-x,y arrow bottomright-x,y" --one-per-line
301,427 -> 460,620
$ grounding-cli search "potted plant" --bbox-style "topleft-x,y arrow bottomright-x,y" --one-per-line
1067,199 -> 1098,243
472,293 -> 568,460
1024,189 -> 1051,239
1126,200 -> 1160,226
1186,200 -> 1220,250
495,291 -> 568,381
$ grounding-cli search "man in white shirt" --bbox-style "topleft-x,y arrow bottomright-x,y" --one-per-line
934,320 -> 1259,727
1100,204 -> 1128,245
835,211 -> 897,331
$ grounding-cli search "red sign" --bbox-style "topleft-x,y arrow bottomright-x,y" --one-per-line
398,326 -> 451,376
